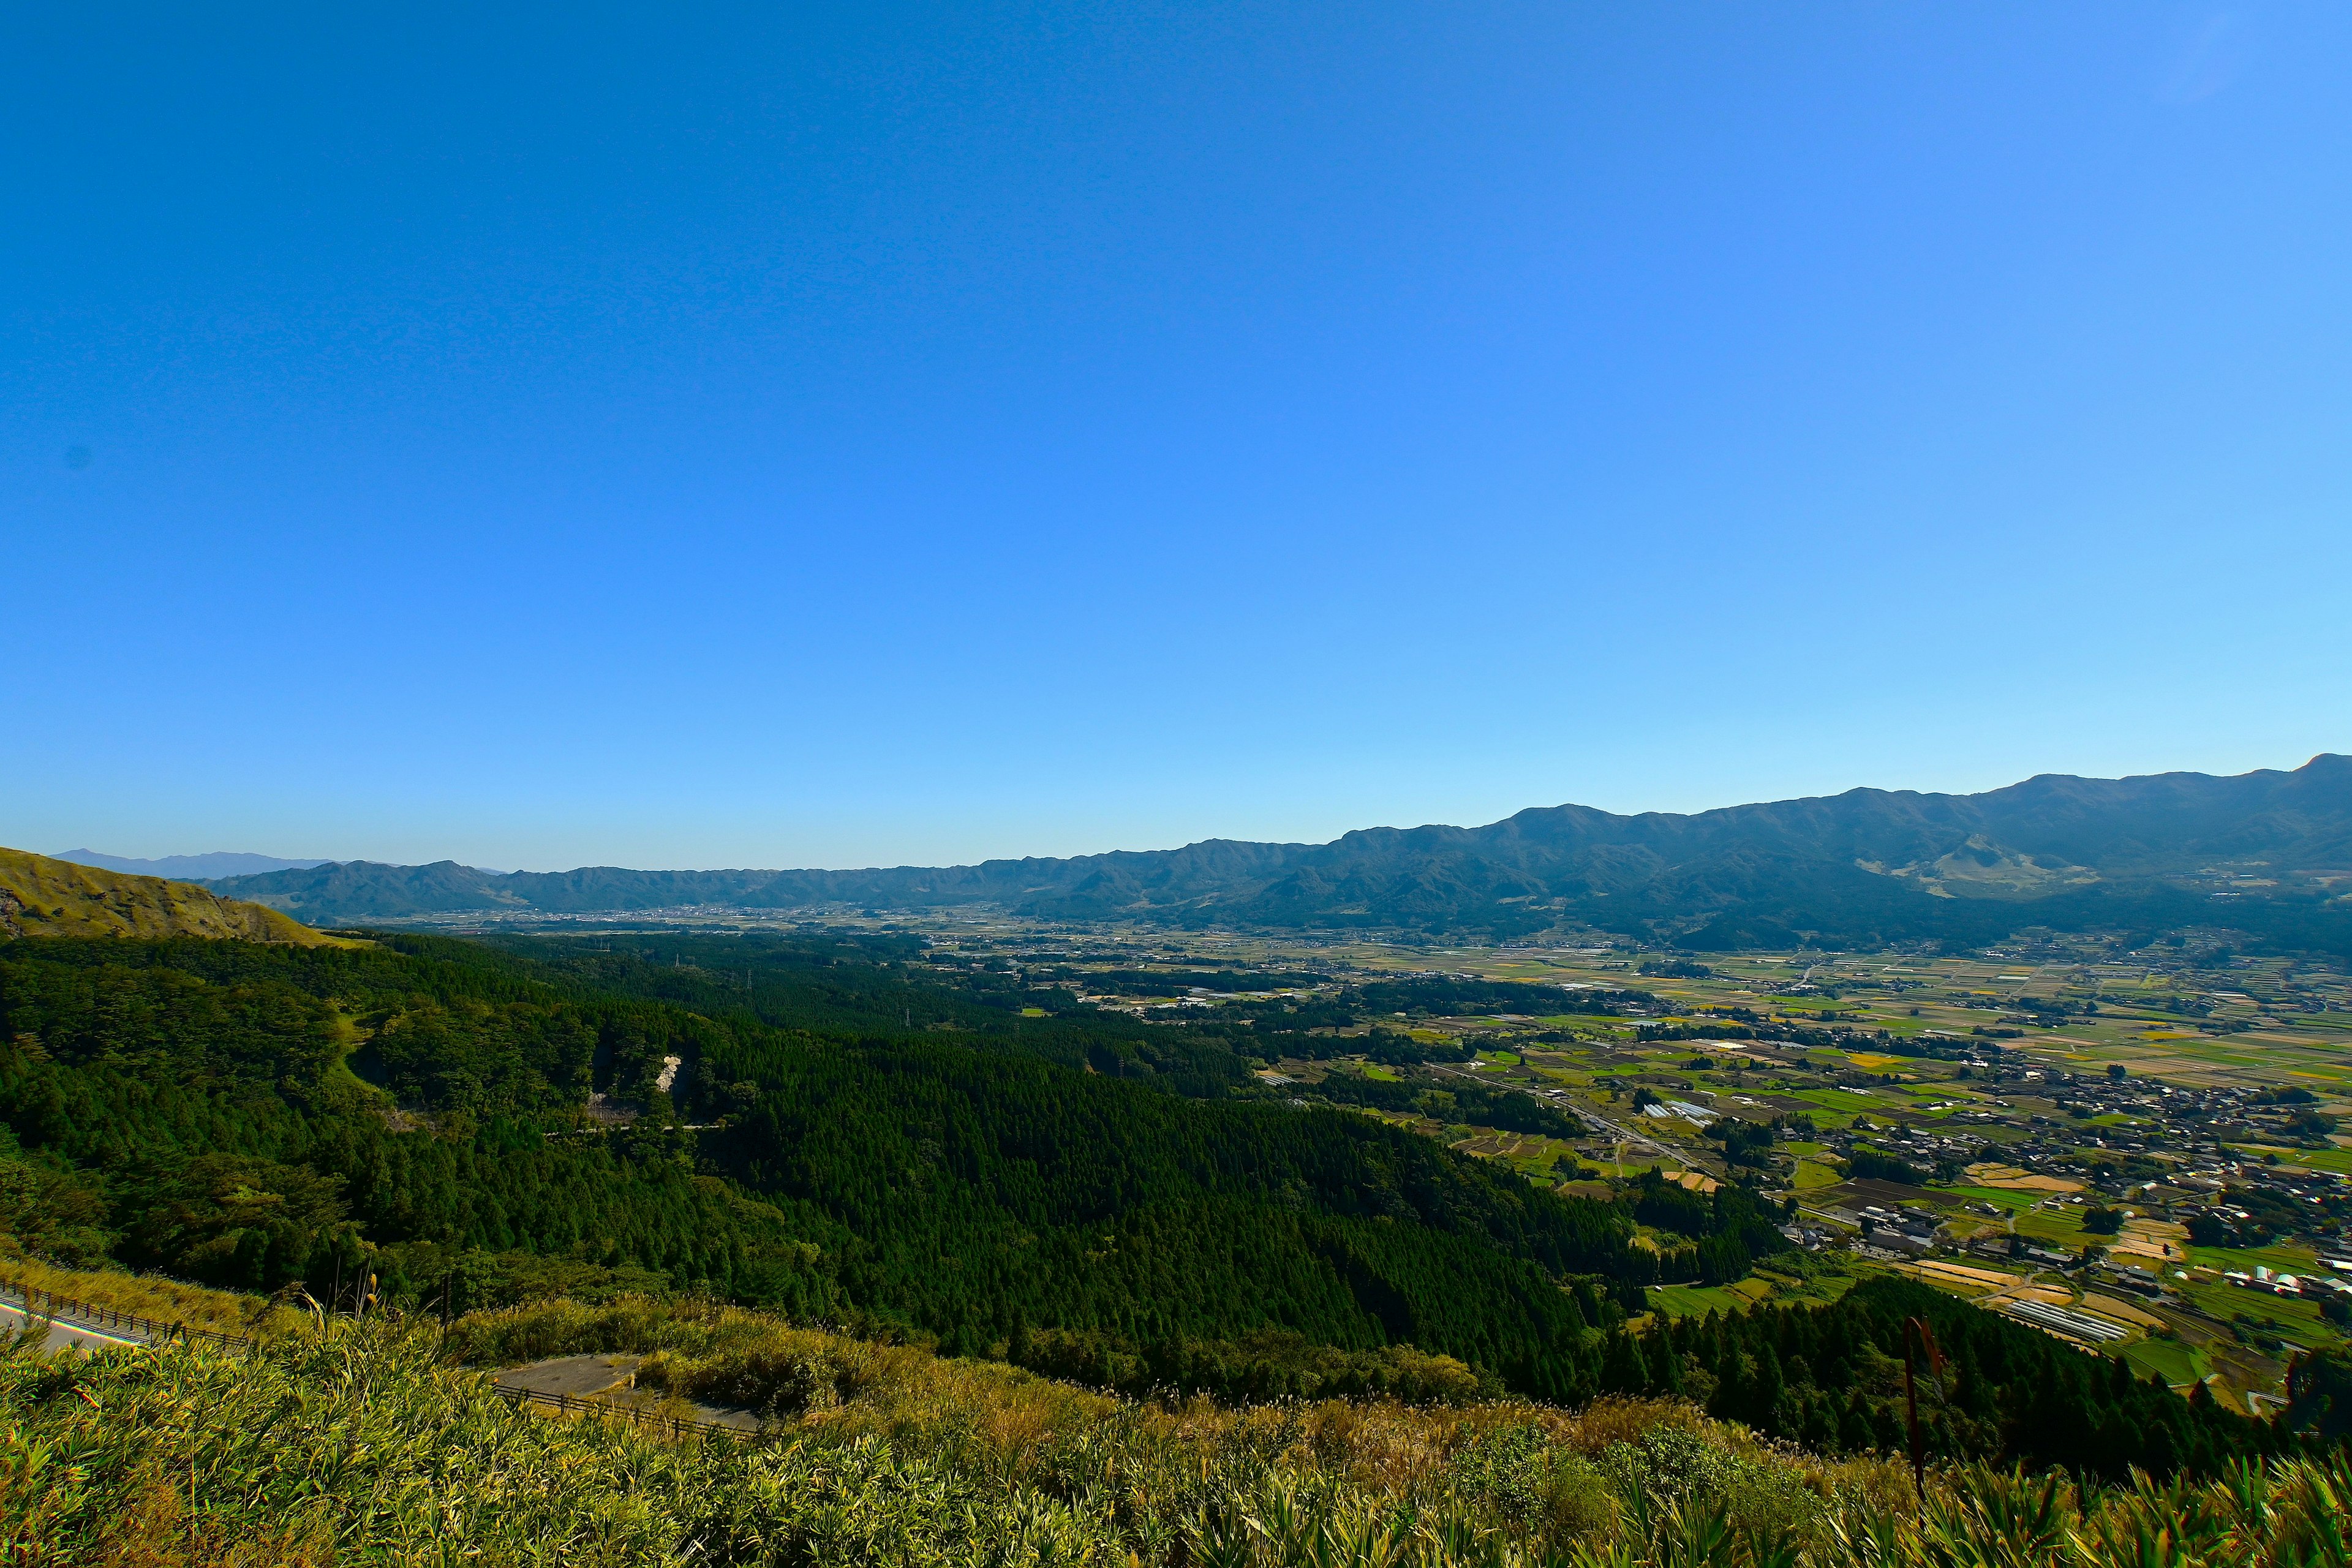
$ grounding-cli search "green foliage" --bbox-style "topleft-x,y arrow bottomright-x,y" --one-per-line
1619,1170 -> 1789,1286
1050,967 -> 1331,995
0,845 -> 333,945
0,1144 -> 109,1266
2285,1344 -> 2352,1442
2283,1108 -> 2340,1141
1707,1119 -> 1776,1169
698,1032 -> 1629,1396
1302,1068 -> 1583,1140
2188,1185 -> 2313,1250
0,934 -> 1640,1402
1612,1275 -> 2309,1483
473,928 -> 1261,1096
1842,1147 -> 1928,1186
0,1320 -> 1137,1566
1009,1324 -> 1490,1406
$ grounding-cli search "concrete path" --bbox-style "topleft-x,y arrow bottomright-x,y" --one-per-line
492,1352 -> 767,1433
491,1352 -> 644,1399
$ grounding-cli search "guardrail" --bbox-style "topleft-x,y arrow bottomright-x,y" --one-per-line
491,1383 -> 752,1442
0,1279 -> 254,1353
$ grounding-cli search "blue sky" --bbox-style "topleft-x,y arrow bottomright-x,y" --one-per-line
6,4 -> 2348,871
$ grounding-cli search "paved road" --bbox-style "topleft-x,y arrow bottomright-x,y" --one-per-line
1573,1105 -> 1689,1164
494,1352 -> 764,1433
492,1353 -> 643,1400
0,1294 -> 157,1355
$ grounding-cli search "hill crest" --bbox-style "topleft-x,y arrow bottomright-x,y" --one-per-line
0,846 -> 341,945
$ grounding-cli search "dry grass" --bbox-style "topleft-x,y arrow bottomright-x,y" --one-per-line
444,1296 -> 1912,1542
0,1252 -> 306,1340
4,1314 -> 2344,1567
0,845 -> 337,946
19,1478 -> 332,1568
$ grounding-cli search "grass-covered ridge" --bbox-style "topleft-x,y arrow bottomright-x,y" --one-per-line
7,1311 -> 2352,1567
0,846 -> 335,946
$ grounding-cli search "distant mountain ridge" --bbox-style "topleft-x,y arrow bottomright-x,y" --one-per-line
204,756 -> 2352,950
51,848 -> 331,880
1,848 -> 338,945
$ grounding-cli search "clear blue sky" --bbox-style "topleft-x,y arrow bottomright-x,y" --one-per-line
6,4 -> 2348,871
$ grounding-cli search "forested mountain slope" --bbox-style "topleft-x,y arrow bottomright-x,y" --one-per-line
0,929 -> 1774,1403
203,756 -> 2352,948
0,846 -> 333,945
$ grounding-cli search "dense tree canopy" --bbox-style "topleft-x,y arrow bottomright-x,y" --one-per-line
0,933 -> 1648,1393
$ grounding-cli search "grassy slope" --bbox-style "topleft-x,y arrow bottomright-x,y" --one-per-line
0,1253 -> 288,1338
0,847 -> 337,946
6,1308 -> 2350,1568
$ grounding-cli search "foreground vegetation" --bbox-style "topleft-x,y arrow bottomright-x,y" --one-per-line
6,1311 -> 2351,1568
437,1273 -> 2307,1482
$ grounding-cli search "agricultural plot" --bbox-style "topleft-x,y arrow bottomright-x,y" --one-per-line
2122,1333 -> 2211,1388
1944,1185 -> 2043,1215
1645,1277 -> 1773,1317
967,922 -> 2350,1409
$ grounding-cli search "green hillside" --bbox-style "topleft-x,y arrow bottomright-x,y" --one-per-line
0,929 -> 1695,1404
0,846 -> 335,946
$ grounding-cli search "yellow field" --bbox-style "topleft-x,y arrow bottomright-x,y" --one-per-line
2109,1216 -> 2190,1267
1899,1259 -> 2019,1294
1963,1163 -> 2082,1194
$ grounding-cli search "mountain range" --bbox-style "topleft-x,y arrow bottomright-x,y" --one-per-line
189,755 -> 2352,951
50,848 -> 331,879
